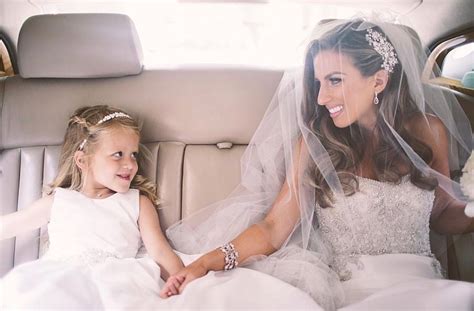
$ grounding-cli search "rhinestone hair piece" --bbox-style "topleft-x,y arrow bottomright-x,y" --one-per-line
365,28 -> 399,73
78,112 -> 132,150
97,112 -> 132,125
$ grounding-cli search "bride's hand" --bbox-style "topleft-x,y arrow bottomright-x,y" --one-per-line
159,261 -> 208,298
465,201 -> 474,218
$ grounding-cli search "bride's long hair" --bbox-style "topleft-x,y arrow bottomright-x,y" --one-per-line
302,20 -> 437,207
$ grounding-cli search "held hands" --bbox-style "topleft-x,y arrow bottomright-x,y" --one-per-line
159,261 -> 208,298
159,275 -> 184,298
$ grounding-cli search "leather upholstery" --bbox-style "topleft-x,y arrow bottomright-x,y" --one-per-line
183,145 -> 246,218
0,70 -> 282,149
18,14 -> 143,78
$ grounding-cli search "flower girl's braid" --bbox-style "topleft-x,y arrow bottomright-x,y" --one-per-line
69,115 -> 93,151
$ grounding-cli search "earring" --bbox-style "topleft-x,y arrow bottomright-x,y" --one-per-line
374,92 -> 379,105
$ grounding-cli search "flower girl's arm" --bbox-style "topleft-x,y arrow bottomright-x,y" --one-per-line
138,195 -> 184,280
0,195 -> 53,240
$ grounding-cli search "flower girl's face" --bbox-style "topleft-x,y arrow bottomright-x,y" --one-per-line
82,126 -> 139,197
313,50 -> 378,129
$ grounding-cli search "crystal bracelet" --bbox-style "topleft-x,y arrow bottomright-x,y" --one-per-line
219,242 -> 239,271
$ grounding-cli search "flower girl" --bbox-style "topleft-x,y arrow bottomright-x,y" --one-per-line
0,105 -> 184,309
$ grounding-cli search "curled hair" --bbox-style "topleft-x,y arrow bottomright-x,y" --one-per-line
303,20 -> 437,207
46,105 -> 159,206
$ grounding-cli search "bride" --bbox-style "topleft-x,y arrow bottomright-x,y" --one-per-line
163,17 -> 474,310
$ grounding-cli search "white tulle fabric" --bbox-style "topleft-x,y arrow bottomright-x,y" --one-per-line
167,15 -> 473,311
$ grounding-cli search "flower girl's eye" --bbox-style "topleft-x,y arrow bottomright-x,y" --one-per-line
113,151 -> 123,158
131,152 -> 138,160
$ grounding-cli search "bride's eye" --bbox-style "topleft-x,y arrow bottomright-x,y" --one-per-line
329,77 -> 342,85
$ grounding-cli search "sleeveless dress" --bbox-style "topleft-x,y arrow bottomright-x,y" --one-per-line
1,188 -> 322,310
315,176 -> 474,310
0,188 -> 163,310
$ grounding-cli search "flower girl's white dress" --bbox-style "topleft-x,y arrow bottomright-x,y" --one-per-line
1,188 -> 164,309
315,176 -> 474,310
1,188 -> 320,310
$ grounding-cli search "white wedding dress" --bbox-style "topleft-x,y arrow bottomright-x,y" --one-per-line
0,188 -> 321,310
315,176 -> 474,310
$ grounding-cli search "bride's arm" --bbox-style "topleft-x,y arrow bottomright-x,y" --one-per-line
0,195 -> 53,240
416,115 -> 474,234
160,139 -> 306,298
159,178 -> 301,298
194,177 -> 301,270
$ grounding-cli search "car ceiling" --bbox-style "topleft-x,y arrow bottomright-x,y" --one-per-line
0,0 -> 472,54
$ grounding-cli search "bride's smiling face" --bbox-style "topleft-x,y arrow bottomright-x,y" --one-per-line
313,50 -> 378,129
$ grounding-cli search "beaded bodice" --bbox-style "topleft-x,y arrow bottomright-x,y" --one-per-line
315,176 -> 437,280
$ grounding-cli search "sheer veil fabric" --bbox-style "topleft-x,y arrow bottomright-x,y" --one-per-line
167,15 -> 472,310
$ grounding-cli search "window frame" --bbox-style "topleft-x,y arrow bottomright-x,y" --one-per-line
423,28 -> 474,97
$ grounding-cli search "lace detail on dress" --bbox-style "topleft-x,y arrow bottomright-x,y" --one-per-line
44,248 -> 122,267
315,176 -> 440,280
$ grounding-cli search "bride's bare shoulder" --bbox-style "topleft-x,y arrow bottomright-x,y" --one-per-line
404,113 -> 447,145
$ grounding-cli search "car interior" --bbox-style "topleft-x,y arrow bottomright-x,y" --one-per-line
0,0 -> 473,290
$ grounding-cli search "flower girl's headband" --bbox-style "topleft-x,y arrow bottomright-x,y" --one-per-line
365,28 -> 398,73
78,112 -> 132,150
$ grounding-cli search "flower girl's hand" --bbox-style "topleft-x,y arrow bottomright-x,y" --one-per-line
159,260 -> 208,298
159,275 -> 184,298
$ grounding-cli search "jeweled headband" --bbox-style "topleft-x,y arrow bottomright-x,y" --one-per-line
365,28 -> 399,73
78,112 -> 132,150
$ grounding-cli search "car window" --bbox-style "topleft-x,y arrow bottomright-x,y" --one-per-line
441,42 -> 474,82
0,38 -> 15,77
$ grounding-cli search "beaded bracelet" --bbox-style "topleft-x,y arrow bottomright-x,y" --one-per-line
219,242 -> 239,271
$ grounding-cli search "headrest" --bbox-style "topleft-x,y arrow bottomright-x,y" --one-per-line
18,13 -> 143,78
